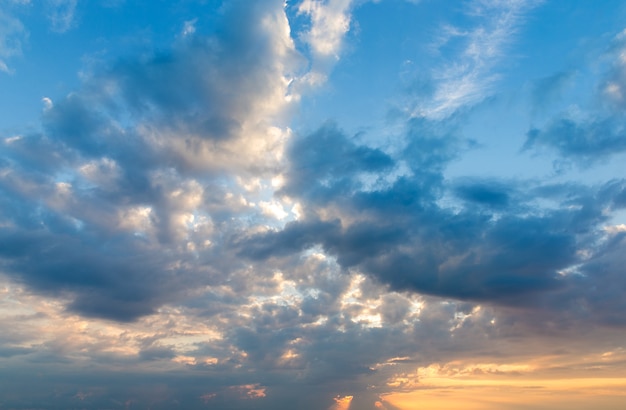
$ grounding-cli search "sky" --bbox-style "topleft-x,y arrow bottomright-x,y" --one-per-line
1,0 -> 626,409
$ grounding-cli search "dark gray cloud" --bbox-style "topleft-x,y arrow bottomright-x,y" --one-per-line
0,365 -> 385,410
280,121 -> 395,204
241,121 -> 626,312
453,178 -> 512,208
0,270 -> 427,409
537,229 -> 626,328
0,226 -> 183,321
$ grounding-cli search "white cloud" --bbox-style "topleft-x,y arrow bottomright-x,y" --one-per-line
601,28 -> 626,110
298,0 -> 353,59
182,19 -> 197,37
258,199 -> 290,220
0,8 -> 27,74
41,97 -> 53,110
294,0 -> 355,91
47,0 -> 77,33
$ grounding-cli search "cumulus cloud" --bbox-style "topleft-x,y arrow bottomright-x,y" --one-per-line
2,1 -> 626,409
294,0 -> 355,89
0,0 -> 301,321
241,116 -> 626,318
298,0 -> 353,59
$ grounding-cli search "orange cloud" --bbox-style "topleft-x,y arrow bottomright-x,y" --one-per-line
329,395 -> 353,410
230,384 -> 267,399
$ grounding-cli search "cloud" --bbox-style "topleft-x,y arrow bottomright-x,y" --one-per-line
0,267 -> 424,409
0,0 -> 79,74
279,121 -> 394,203
523,116 -> 626,165
2,2 -> 626,409
453,178 -> 512,208
524,27 -> 626,166
46,0 -> 77,32
601,29 -> 626,110
0,0 -> 301,321
182,18 -> 198,37
543,225 -> 626,327
410,0 -> 541,118
0,5 -> 27,73
297,0 -> 353,59
530,71 -> 574,113
294,0 -> 356,89
240,118 -> 626,313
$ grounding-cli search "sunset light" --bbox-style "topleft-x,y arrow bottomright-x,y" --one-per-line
1,0 -> 626,408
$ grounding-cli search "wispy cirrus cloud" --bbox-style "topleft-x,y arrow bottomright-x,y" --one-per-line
46,0 -> 77,33
412,0 -> 542,118
0,0 -> 79,74
0,2 -> 27,73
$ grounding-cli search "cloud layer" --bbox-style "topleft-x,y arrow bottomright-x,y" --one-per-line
1,1 -> 626,409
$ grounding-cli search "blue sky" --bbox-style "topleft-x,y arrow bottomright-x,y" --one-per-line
1,1 -> 626,409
